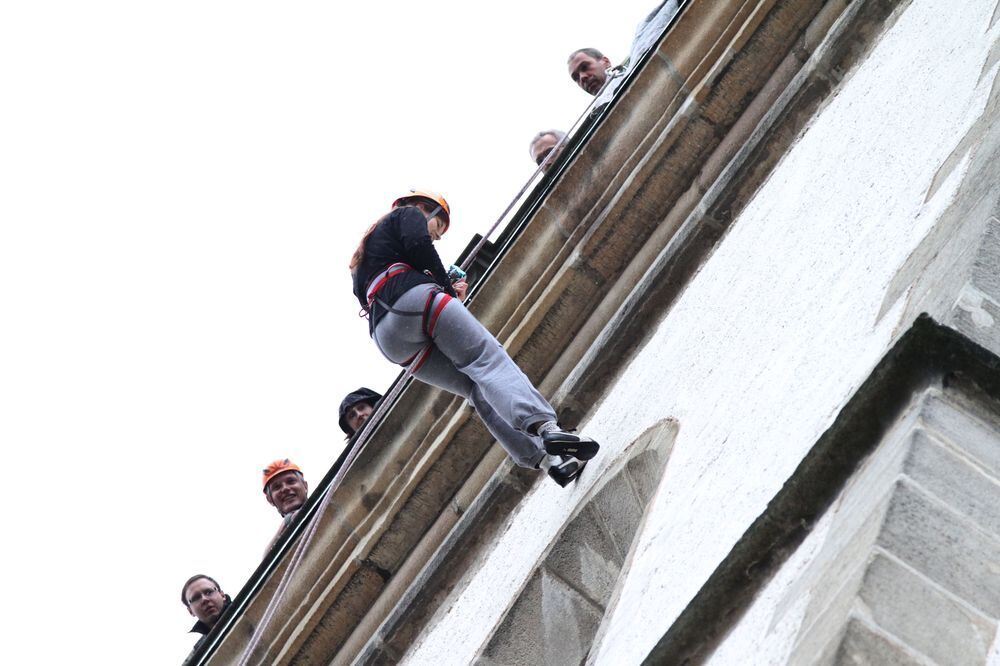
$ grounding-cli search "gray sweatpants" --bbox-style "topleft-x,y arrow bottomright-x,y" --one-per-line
373,283 -> 555,468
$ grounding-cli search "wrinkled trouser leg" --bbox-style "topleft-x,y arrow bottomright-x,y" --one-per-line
373,284 -> 554,468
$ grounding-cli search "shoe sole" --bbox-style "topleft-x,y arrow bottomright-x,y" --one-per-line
550,460 -> 587,487
544,438 -> 600,461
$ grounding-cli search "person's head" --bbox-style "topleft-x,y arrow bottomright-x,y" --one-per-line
529,130 -> 567,169
262,459 -> 308,517
349,189 -> 452,272
339,387 -> 383,437
392,189 -> 451,241
567,48 -> 612,95
181,575 -> 227,628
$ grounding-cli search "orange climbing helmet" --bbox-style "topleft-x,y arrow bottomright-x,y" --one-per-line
391,188 -> 450,224
261,459 -> 302,493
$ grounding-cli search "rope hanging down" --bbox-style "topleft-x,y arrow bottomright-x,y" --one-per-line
233,67 -> 623,666
458,66 -> 624,273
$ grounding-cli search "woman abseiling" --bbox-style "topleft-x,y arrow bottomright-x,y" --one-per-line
350,188 -> 599,487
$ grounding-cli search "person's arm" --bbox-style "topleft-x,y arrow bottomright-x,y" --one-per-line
263,511 -> 297,558
396,208 -> 457,297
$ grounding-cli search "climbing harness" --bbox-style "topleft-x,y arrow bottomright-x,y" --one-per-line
365,262 -> 414,309
364,261 -> 454,371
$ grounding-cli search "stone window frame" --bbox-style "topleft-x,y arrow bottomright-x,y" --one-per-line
476,419 -> 679,665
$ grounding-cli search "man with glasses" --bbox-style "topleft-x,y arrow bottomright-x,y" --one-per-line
180,574 -> 230,659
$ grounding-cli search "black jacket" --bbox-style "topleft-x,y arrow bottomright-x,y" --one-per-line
338,387 -> 383,435
183,596 -> 232,664
352,206 -> 456,328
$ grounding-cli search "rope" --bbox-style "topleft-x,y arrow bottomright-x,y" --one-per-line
458,66 -> 623,272
236,359 -> 418,665
234,66 -> 624,666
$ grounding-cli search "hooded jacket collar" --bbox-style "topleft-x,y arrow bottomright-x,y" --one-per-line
338,387 -> 383,435
189,595 -> 232,635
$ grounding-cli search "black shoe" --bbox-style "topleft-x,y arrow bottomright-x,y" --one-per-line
542,429 -> 600,460
548,455 -> 587,487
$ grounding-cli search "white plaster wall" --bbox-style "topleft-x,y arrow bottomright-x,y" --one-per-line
403,1 -> 1000,663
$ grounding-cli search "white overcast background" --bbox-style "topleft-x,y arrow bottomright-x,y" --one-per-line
1,1 -> 656,662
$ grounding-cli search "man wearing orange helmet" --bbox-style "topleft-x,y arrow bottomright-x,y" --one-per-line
349,190 -> 600,487
262,459 -> 308,554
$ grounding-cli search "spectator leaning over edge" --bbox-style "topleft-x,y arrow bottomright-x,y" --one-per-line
567,1 -> 682,108
349,189 -> 600,487
262,459 -> 308,555
339,387 -> 383,438
181,574 -> 231,662
567,47 -> 615,97
528,130 -> 567,170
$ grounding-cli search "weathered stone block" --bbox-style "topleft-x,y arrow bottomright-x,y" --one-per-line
920,393 -> 1000,478
788,555 -> 871,666
786,500 -> 893,665
543,505 -> 623,607
478,571 -> 544,666
970,218 -> 1000,299
626,449 -> 665,504
540,571 -> 605,666
859,553 -> 994,665
291,564 -> 387,664
903,429 -> 1000,539
950,293 -> 1000,358
588,469 -> 645,560
877,480 -> 1000,617
479,570 -> 604,666
367,418 -> 493,573
827,617 -> 928,666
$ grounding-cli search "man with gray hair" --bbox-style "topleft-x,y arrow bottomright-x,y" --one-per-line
528,129 -> 567,170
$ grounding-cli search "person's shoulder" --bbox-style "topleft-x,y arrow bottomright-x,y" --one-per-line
182,635 -> 209,665
393,207 -> 431,237
366,210 -> 399,238
393,205 -> 425,224
376,206 -> 420,230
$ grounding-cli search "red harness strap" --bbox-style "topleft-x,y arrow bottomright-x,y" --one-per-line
400,290 -> 453,372
365,262 -> 413,310
422,290 -> 452,338
366,263 -> 455,372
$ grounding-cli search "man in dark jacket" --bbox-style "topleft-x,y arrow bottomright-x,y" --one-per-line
181,574 -> 231,660
339,387 -> 383,438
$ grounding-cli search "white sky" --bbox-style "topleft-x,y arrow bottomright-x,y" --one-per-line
1,1 -> 656,662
